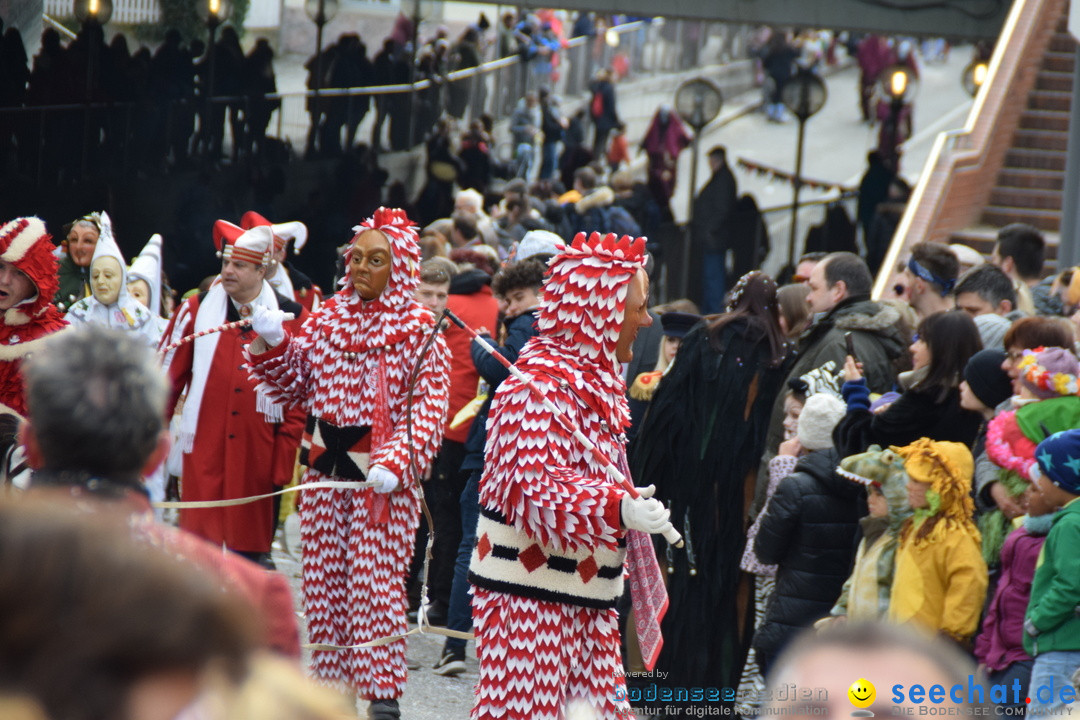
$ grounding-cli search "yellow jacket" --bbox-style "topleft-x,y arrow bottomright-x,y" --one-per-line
889,527 -> 988,641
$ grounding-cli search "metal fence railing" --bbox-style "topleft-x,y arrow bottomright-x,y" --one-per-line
2,18 -> 757,184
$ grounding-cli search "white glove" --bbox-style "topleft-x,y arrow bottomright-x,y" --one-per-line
250,304 -> 288,347
368,465 -> 400,494
620,484 -> 673,535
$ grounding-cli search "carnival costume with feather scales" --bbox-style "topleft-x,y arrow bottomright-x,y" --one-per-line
469,232 -> 665,720
0,217 -> 67,416
245,207 -> 451,698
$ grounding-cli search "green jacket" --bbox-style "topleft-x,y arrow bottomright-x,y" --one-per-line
1024,499 -> 1080,655
54,254 -> 90,312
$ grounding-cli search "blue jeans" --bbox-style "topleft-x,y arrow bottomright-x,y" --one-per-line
444,469 -> 481,652
1028,650 -> 1080,713
702,251 -> 727,314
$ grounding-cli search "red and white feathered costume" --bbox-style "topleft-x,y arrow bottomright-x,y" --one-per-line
0,217 -> 68,416
468,233 -> 650,720
245,208 -> 451,698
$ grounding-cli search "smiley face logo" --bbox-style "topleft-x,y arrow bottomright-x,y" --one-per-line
848,678 -> 876,709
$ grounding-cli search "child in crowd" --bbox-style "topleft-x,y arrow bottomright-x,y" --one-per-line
984,347 -> 1080,564
606,122 -> 630,172
752,391 -> 859,675
830,444 -> 913,621
1024,430 -> 1080,714
976,484 -> 1054,712
735,383 -> 807,714
889,438 -> 987,644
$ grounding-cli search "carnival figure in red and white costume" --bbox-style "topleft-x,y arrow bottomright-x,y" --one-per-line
245,207 -> 451,719
468,232 -> 673,720
0,217 -> 68,416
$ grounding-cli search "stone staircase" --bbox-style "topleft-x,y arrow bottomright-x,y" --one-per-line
948,21 -> 1072,274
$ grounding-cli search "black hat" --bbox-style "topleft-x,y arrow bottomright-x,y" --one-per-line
963,348 -> 1013,410
660,312 -> 701,339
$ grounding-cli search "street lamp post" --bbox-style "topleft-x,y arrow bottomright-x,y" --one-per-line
879,64 -> 917,172
304,0 -> 339,156
674,77 -> 723,300
74,0 -> 113,176
196,0 -> 231,158
962,59 -> 989,97
781,68 -> 827,273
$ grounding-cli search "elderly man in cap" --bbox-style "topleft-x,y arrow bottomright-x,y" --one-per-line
160,220 -> 307,565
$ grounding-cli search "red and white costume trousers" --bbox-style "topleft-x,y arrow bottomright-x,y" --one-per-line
300,469 -> 419,698
471,587 -> 635,720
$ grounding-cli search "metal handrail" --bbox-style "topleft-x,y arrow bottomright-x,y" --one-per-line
42,13 -> 78,41
869,0 -> 1049,299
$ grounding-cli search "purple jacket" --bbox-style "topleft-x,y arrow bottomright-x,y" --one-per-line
975,525 -> 1047,671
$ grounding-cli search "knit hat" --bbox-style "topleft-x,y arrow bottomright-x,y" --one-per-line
0,217 -> 60,325
1018,346 -> 1080,399
797,392 -> 847,451
1034,429 -> 1080,494
659,311 -> 700,339
516,229 -> 565,261
973,312 -> 1010,351
964,348 -> 1013,410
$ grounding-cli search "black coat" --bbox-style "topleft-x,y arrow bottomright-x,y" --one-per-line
753,448 -> 861,660
691,162 -> 737,255
832,385 -> 983,459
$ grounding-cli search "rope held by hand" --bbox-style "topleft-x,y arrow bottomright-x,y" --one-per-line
157,313 -> 297,356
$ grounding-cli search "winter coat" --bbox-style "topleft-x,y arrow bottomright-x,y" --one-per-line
560,186 -> 640,239
691,163 -> 737,255
753,448 -> 862,659
760,297 -> 908,507
443,270 -> 499,444
1024,499 -> 1080,656
976,519 -> 1048,671
833,382 -> 983,458
889,516 -> 987,641
461,309 -> 540,473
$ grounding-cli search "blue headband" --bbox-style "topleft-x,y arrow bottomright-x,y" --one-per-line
908,257 -> 955,297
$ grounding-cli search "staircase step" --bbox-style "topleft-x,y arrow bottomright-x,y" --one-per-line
1035,72 -> 1073,92
989,187 -> 1062,210
1012,128 -> 1070,151
1018,109 -> 1071,132
950,226 -> 1060,256
997,167 -> 1065,190
1004,147 -> 1067,172
1043,51 -> 1077,73
982,206 -> 1061,233
1029,90 -> 1072,112
1048,34 -> 1078,53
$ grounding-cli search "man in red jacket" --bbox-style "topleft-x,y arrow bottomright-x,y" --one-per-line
160,221 -> 306,565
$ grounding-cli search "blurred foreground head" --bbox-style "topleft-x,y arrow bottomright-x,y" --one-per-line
0,498 -> 256,720
766,622 -> 979,716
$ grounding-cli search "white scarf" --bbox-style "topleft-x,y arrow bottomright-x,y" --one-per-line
266,262 -> 295,303
179,279 -> 283,453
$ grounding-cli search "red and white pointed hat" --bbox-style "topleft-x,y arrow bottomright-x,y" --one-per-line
240,211 -> 308,253
212,220 -> 274,266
